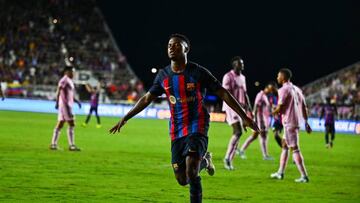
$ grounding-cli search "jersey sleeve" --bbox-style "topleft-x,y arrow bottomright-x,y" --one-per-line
254,93 -> 261,107
58,78 -> 67,89
278,87 -> 289,106
199,67 -> 222,93
222,74 -> 231,90
148,71 -> 164,96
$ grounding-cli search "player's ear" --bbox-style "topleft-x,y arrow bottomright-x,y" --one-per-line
184,45 -> 190,53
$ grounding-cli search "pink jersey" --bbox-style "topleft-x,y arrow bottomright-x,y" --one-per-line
222,70 -> 247,111
254,90 -> 271,129
58,75 -> 75,108
278,81 -> 305,128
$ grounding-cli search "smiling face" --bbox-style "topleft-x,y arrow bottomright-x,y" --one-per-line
167,37 -> 188,61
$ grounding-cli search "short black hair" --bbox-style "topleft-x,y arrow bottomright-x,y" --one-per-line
279,68 -> 292,80
169,33 -> 190,48
267,81 -> 278,89
63,65 -> 74,74
230,56 -> 243,65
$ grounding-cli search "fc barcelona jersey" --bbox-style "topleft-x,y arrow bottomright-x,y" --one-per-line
149,62 -> 222,141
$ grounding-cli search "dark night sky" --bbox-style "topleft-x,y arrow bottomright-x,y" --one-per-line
97,0 -> 360,99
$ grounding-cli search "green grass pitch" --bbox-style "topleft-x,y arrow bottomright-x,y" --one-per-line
0,110 -> 359,202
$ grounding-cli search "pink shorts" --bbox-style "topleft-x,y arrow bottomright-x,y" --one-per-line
225,109 -> 242,126
58,107 -> 74,121
283,126 -> 299,148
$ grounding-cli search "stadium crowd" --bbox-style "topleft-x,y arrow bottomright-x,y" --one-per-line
304,63 -> 360,120
0,0 -> 143,101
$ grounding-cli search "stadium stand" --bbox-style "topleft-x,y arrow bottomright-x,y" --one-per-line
303,62 -> 360,120
0,0 -> 144,102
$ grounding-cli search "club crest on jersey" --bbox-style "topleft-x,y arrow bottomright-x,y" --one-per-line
169,95 -> 177,104
186,83 -> 195,91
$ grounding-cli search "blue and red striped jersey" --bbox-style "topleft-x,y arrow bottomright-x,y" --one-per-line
149,62 -> 222,141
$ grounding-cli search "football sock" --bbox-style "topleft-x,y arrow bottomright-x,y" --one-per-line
259,134 -> 268,157
325,133 -> 329,144
240,135 -> 256,152
278,148 -> 289,174
85,114 -> 91,124
189,176 -> 202,203
293,149 -> 307,177
225,135 -> 239,161
51,127 -> 61,145
67,126 -> 75,146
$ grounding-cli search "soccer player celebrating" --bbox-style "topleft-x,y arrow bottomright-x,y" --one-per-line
270,68 -> 312,183
238,85 -> 273,160
319,97 -> 337,148
267,82 -> 283,147
222,56 -> 253,170
109,34 -> 259,203
82,83 -> 101,128
50,66 -> 82,151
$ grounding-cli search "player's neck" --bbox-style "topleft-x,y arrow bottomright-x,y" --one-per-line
171,58 -> 187,73
233,69 -> 241,75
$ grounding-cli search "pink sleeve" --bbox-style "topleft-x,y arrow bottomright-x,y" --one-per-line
58,78 -> 67,89
254,93 -> 261,107
278,87 -> 288,105
222,74 -> 231,90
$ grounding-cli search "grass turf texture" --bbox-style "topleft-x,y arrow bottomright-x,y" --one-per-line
0,110 -> 359,203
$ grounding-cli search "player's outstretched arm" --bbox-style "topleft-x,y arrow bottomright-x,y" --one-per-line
215,87 -> 260,132
109,92 -> 157,134
55,87 -> 61,109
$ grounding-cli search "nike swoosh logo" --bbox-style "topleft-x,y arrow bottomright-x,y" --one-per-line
164,86 -> 172,90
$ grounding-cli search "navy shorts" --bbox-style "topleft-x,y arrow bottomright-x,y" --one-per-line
325,123 -> 335,133
171,133 -> 208,171
273,120 -> 283,132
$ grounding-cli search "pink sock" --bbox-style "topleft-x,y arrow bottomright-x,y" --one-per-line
225,135 -> 239,160
240,135 -> 257,152
259,134 -> 268,157
67,126 -> 75,146
293,150 -> 308,177
51,127 -> 61,145
278,148 -> 289,174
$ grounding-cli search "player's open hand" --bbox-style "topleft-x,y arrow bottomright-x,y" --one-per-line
305,122 -> 312,134
109,118 -> 127,134
243,117 -> 260,133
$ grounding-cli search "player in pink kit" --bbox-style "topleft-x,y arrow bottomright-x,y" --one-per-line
270,68 -> 312,183
238,85 -> 273,160
222,56 -> 253,170
50,66 -> 82,151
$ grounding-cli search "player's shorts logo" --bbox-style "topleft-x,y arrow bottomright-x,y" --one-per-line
169,95 -> 177,104
172,163 -> 179,169
186,83 -> 195,91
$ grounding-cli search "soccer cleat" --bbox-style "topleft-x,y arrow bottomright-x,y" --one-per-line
223,158 -> 234,170
263,155 -> 274,161
204,152 -> 215,176
69,145 -> 81,151
96,124 -> 102,129
238,150 -> 247,160
49,144 -> 58,150
295,176 -> 309,183
82,123 -> 87,127
270,172 -> 284,180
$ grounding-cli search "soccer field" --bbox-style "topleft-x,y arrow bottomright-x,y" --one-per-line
0,110 -> 359,202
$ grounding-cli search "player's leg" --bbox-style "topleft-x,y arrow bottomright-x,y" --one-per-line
67,120 -> 80,151
273,121 -> 283,148
239,131 -> 258,157
83,107 -> 94,127
330,124 -> 335,148
94,106 -> 101,128
271,135 -> 288,180
224,122 -> 242,170
259,131 -> 272,160
325,124 -> 330,148
288,127 -> 309,182
172,137 -> 188,186
186,152 -> 203,203
50,120 -> 65,149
